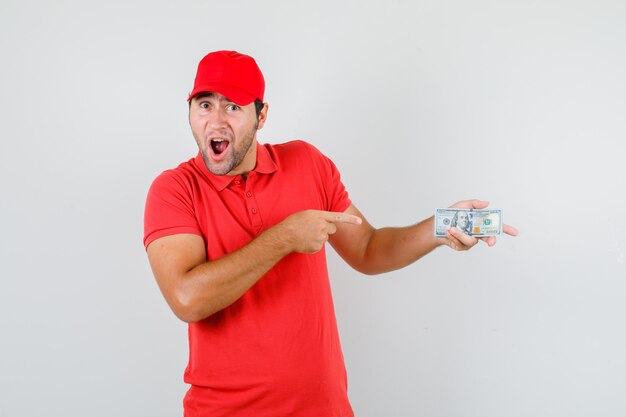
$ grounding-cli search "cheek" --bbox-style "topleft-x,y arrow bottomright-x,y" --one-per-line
189,121 -> 206,144
233,118 -> 256,137
189,116 -> 201,131
189,121 -> 201,137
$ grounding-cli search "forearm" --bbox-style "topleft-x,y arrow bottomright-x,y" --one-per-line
176,226 -> 292,322
358,216 -> 442,275
152,209 -> 360,322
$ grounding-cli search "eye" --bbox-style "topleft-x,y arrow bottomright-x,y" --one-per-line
199,102 -> 210,109
226,104 -> 240,111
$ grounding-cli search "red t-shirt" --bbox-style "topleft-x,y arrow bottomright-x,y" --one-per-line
144,140 -> 354,417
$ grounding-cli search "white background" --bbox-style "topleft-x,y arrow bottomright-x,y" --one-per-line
1,1 -> 625,416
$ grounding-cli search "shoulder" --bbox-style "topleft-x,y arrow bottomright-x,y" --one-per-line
268,139 -> 322,156
266,140 -> 334,167
148,157 -> 201,197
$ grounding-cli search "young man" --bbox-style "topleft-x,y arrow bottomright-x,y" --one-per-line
144,50 -> 517,417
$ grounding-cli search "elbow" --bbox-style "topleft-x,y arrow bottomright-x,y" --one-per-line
169,288 -> 216,323
172,306 -> 205,324
354,265 -> 391,276
349,255 -> 401,276
170,301 -> 201,323
348,258 -> 388,276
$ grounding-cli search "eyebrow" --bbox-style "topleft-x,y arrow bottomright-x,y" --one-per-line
194,92 -> 235,103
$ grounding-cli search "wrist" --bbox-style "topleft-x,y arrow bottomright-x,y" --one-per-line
261,222 -> 295,256
423,216 -> 444,248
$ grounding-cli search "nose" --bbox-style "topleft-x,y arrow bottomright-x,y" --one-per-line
208,108 -> 227,129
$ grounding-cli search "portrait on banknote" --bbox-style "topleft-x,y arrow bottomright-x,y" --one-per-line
451,210 -> 472,234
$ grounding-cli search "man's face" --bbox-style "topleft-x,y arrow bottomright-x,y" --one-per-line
189,92 -> 267,176
457,211 -> 469,230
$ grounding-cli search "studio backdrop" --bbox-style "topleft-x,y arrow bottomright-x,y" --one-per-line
1,1 -> 625,416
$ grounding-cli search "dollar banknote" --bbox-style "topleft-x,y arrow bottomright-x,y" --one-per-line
434,208 -> 502,237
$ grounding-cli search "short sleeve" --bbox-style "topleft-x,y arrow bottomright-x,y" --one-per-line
302,142 -> 351,213
143,170 -> 203,248
323,155 -> 351,213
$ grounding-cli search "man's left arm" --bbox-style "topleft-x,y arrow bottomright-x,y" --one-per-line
329,199 -> 518,275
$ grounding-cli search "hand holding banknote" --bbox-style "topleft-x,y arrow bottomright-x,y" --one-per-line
439,199 -> 518,251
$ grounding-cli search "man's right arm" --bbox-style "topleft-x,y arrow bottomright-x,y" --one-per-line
146,210 -> 361,322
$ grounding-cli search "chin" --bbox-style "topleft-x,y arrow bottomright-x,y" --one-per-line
201,153 -> 231,176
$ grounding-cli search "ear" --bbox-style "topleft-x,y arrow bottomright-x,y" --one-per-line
257,103 -> 269,130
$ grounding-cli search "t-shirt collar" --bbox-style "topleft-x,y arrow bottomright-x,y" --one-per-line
194,142 -> 278,191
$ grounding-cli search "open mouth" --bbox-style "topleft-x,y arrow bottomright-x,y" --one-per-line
210,138 -> 230,155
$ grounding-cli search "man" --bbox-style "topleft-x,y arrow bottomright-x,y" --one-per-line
144,50 -> 518,417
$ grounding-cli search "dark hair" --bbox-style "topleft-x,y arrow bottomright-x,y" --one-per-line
254,99 -> 264,118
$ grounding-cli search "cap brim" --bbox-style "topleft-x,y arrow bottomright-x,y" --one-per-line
187,82 -> 256,106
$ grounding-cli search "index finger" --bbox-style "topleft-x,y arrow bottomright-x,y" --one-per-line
322,211 -> 362,225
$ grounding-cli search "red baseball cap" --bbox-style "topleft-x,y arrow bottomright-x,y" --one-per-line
187,50 -> 265,105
